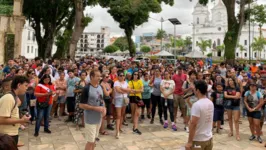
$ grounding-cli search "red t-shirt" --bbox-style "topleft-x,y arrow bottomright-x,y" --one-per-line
34,84 -> 55,105
110,74 -> 117,82
172,73 -> 187,95
31,63 -> 37,69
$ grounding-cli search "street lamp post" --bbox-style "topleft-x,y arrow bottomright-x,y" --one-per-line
168,18 -> 182,55
160,17 -> 164,51
249,2 -> 251,63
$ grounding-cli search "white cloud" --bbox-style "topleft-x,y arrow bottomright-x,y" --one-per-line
85,0 -> 266,37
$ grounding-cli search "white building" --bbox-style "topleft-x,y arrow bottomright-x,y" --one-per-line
21,21 -> 57,59
192,0 -> 266,59
75,26 -> 110,59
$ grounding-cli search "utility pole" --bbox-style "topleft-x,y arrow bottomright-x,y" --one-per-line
249,2 -> 251,63
160,17 -> 164,51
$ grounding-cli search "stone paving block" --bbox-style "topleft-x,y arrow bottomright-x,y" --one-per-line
29,144 -> 54,150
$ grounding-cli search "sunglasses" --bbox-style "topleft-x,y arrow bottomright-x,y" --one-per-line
134,74 -> 138,76
119,74 -> 124,77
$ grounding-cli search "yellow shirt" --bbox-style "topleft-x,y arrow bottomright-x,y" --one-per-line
0,94 -> 19,136
128,80 -> 143,98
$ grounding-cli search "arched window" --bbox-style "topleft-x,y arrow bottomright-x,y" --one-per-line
217,39 -> 221,46
197,17 -> 199,24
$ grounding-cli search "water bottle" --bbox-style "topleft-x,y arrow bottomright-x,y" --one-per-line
165,100 -> 167,107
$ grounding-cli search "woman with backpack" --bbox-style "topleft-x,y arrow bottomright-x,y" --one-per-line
244,81 -> 264,143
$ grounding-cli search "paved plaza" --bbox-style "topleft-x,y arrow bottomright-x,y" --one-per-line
18,115 -> 266,150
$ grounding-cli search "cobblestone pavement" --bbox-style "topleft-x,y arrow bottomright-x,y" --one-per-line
18,115 -> 266,150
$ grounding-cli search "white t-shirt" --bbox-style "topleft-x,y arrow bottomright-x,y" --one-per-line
160,79 -> 175,99
114,81 -> 128,99
191,97 -> 214,141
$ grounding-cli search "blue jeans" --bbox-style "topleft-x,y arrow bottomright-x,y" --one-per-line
35,106 -> 50,133
26,92 -> 36,122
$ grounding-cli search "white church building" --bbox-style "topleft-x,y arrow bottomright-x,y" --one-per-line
192,0 -> 266,59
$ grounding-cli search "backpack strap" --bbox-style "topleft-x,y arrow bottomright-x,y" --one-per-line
9,91 -> 17,118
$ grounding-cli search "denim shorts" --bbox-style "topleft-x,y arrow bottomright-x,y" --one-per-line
225,106 -> 240,111
57,96 -> 66,104
247,111 -> 261,119
115,98 -> 125,108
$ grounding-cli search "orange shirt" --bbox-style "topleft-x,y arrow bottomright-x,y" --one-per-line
250,66 -> 258,75
35,84 -> 55,105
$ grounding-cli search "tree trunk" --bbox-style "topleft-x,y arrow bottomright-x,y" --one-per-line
223,0 -> 245,65
125,29 -> 135,57
69,0 -> 85,60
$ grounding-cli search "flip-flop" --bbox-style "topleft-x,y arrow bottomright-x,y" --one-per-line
100,131 -> 109,135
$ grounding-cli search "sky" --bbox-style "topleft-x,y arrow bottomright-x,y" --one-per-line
84,0 -> 266,37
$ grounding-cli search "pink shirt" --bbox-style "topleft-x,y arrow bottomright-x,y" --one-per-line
172,73 -> 187,95
55,79 -> 67,96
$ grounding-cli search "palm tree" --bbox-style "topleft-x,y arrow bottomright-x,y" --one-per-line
237,44 -> 246,58
184,36 -> 192,50
156,29 -> 167,40
196,39 -> 211,55
251,37 -> 266,60
216,44 -> 225,59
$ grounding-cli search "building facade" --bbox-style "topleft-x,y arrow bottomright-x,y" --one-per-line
75,26 -> 110,59
192,0 -> 266,59
21,21 -> 57,59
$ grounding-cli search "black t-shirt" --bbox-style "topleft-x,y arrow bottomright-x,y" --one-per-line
225,86 -> 240,106
211,91 -> 224,108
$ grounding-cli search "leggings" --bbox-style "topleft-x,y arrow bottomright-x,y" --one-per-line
151,94 -> 162,120
161,98 -> 174,122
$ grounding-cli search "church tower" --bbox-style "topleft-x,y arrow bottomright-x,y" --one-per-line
192,2 -> 210,26
211,0 -> 227,26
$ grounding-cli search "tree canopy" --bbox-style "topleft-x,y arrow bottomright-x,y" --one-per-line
113,37 -> 129,51
156,29 -> 167,40
196,39 -> 211,54
250,4 -> 266,37
104,45 -> 119,53
140,45 -> 151,53
99,0 -> 174,57
251,37 -> 266,59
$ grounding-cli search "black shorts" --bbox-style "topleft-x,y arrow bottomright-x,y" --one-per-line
213,107 -> 224,122
247,111 -> 261,119
66,97 -> 75,113
10,135 -> 19,145
142,99 -> 151,109
104,99 -> 112,116
129,96 -> 140,104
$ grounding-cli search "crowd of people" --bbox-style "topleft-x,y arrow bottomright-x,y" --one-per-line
0,56 -> 265,150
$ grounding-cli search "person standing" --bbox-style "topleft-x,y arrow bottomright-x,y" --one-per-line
65,70 -> 80,122
54,72 -> 67,121
141,73 -> 151,119
160,71 -> 176,131
172,66 -> 187,124
185,80 -> 214,150
79,70 -> 106,150
0,76 -> 31,145
244,81 -> 264,143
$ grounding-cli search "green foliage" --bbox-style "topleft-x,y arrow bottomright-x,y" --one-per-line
196,39 -> 211,54
216,44 -> 225,52
184,36 -> 192,47
104,45 -> 119,53
207,53 -> 212,57
82,16 -> 93,27
113,37 -> 129,51
0,4 -> 12,15
4,34 -> 14,63
99,0 -> 174,56
251,37 -> 266,53
237,44 -> 246,52
156,29 -> 167,40
140,45 -> 151,53
250,5 -> 266,36
23,0 -> 75,59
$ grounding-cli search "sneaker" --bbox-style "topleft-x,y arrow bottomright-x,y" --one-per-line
141,115 -> 145,120
44,129 -> 52,134
257,136 -> 263,143
150,119 -> 154,124
34,132 -> 39,137
160,119 -> 163,125
264,121 -> 266,125
107,124 -> 114,130
133,128 -> 142,135
172,124 -> 177,131
147,114 -> 151,119
122,121 -> 128,126
185,127 -> 189,133
163,122 -> 168,128
249,135 -> 256,141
